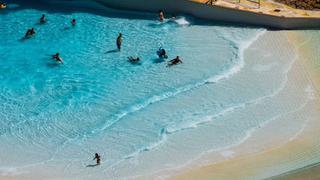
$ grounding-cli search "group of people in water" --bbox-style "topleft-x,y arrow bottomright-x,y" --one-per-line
22,10 -> 182,67
126,10 -> 182,66
23,14 -> 76,63
18,9 -> 183,167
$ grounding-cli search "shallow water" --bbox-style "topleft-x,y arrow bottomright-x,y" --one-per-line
0,1 -> 312,179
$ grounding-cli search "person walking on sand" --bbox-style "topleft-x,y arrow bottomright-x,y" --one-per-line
116,33 -> 122,51
93,153 -> 101,165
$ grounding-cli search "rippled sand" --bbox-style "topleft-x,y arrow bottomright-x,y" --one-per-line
172,31 -> 320,180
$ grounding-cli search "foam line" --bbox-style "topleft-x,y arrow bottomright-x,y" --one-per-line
97,30 -> 267,132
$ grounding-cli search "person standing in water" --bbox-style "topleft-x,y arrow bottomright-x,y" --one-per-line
158,10 -> 165,21
40,14 -> 46,24
93,153 -> 101,165
71,19 -> 76,26
116,33 -> 122,51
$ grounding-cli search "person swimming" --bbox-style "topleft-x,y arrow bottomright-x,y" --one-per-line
167,56 -> 182,67
93,153 -> 101,165
158,10 -> 165,22
25,28 -> 36,38
71,19 -> 76,26
157,48 -> 168,59
52,53 -> 63,63
116,33 -> 122,51
128,56 -> 140,62
40,14 -> 46,24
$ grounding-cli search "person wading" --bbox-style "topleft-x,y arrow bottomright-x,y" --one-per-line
116,33 -> 122,51
93,153 -> 101,165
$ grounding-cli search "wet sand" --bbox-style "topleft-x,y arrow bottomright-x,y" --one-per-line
172,31 -> 320,180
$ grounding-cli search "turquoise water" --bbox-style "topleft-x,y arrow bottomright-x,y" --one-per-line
0,1 -> 309,179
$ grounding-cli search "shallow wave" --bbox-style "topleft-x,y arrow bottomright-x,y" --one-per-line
208,29 -> 266,83
96,30 -> 266,133
99,30 -> 268,165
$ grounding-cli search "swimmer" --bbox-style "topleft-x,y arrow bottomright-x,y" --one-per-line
25,28 -> 35,38
116,33 -> 122,51
158,10 -> 165,22
40,14 -> 46,24
167,56 -> 182,67
128,56 -> 140,62
52,53 -> 64,63
93,153 -> 101,165
157,48 -> 167,59
71,19 -> 76,26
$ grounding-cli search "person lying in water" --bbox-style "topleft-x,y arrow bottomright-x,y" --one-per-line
128,56 -> 140,62
25,28 -> 36,38
52,53 -> 64,63
93,153 -> 101,165
158,10 -> 165,22
157,48 -> 168,59
167,56 -> 182,67
40,14 -> 46,24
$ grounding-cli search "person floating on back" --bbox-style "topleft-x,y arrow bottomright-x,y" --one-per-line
167,56 -> 182,67
71,19 -> 76,26
52,53 -> 64,63
128,56 -> 140,63
25,28 -> 36,39
157,48 -> 168,59
158,10 -> 165,22
40,14 -> 46,24
116,33 -> 122,51
93,153 -> 101,165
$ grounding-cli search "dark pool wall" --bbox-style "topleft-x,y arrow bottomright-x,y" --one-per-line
11,0 -> 320,29
94,0 -> 320,29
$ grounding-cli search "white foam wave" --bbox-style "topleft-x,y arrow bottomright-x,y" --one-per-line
104,128 -> 168,171
165,106 -> 239,134
97,30 -> 267,132
172,17 -> 190,26
208,29 -> 266,83
124,128 -> 167,160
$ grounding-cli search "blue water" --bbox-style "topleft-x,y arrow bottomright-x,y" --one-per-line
0,1 -> 305,179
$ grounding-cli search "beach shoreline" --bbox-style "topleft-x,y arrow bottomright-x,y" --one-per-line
1,1 -> 320,179
2,28 -> 319,180
171,30 -> 320,180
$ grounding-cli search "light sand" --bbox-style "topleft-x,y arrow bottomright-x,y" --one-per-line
190,0 -> 320,18
172,31 -> 320,180
4,31 -> 318,180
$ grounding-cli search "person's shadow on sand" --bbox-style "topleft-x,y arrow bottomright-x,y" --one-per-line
86,164 -> 100,168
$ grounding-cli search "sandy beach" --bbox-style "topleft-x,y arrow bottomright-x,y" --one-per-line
172,30 -> 320,180
1,1 -> 320,179
2,30 -> 319,180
